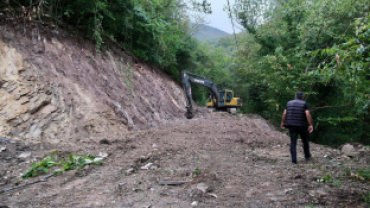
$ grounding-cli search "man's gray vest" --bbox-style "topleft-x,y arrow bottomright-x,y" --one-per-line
285,99 -> 308,127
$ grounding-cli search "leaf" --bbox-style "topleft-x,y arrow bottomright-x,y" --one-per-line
84,158 -> 93,164
41,167 -> 49,173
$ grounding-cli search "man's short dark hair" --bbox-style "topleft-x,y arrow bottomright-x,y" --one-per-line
296,91 -> 304,99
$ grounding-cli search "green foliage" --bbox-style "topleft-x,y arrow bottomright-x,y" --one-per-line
305,202 -> 315,208
192,168 -> 201,177
2,0 -> 213,73
23,154 -> 61,178
317,174 -> 341,185
363,192 -> 370,204
22,153 -> 103,178
54,154 -> 103,175
229,0 -> 370,146
356,167 -> 370,181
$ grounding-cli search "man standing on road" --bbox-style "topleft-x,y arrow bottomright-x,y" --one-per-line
281,91 -> 314,164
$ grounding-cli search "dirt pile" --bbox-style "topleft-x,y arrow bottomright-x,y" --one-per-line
1,113 -> 370,208
0,20 -> 188,141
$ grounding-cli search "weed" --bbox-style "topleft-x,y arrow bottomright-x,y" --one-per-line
192,168 -> 201,177
344,168 -> 352,177
356,168 -> 370,180
23,153 -> 103,178
305,202 -> 315,208
317,174 -> 341,185
363,192 -> 370,204
23,154 -> 61,178
13,180 -> 21,186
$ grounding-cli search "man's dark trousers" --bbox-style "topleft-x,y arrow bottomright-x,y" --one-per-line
289,126 -> 311,164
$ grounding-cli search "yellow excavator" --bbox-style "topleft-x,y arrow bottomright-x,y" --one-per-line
181,70 -> 242,119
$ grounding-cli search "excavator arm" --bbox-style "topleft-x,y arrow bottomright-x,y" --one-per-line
181,70 -> 218,119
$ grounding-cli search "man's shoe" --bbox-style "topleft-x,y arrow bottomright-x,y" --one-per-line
305,156 -> 314,162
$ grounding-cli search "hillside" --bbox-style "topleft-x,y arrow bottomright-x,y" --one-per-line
0,21 -> 370,208
191,23 -> 230,41
0,20 -> 190,141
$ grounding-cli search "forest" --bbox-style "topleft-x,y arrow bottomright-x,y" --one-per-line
0,0 -> 369,146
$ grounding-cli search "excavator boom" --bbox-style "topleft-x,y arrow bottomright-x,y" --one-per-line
181,71 -> 218,119
181,70 -> 242,119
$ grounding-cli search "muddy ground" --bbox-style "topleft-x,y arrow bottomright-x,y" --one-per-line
1,112 -> 370,208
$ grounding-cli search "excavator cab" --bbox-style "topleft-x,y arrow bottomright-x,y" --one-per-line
207,89 -> 242,111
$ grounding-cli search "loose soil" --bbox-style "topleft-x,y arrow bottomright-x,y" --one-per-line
1,113 -> 370,208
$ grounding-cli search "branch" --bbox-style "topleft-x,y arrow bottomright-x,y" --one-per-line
1,174 -> 54,194
311,104 -> 351,111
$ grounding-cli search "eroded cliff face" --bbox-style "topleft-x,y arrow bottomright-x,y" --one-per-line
0,21 -> 187,141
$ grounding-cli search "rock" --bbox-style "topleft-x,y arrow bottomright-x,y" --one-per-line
316,190 -> 328,196
341,144 -> 359,157
196,183 -> 210,193
141,163 -> 153,170
92,202 -> 103,207
0,202 -> 9,208
245,189 -> 255,198
191,188 -> 204,197
19,96 -> 29,104
99,139 -> 111,145
18,152 -> 31,158
22,113 -> 31,122
39,104 -> 57,117
191,201 -> 198,207
98,152 -> 109,158
26,124 -> 43,138
342,144 -> 355,152
28,94 -> 51,114
284,188 -> 293,194
0,146 -> 5,152
150,165 -> 158,170
135,155 -> 150,163
207,193 -> 218,198
4,101 -> 28,121
125,168 -> 135,176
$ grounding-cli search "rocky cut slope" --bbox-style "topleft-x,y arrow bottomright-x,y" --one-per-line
0,20 -> 188,141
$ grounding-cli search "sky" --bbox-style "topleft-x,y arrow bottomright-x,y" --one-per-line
204,0 -> 242,34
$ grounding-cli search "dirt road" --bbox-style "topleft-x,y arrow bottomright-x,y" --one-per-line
1,112 -> 369,208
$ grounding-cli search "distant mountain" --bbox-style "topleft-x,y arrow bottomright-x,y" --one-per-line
190,24 -> 230,41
